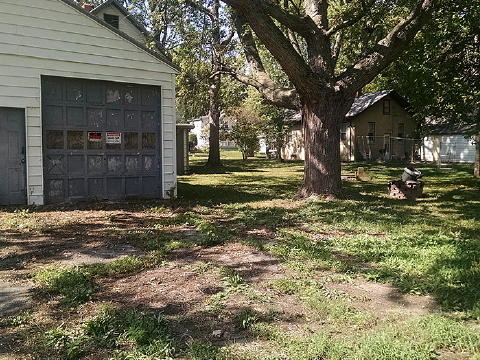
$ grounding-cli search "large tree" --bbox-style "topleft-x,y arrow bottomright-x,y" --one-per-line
220,0 -> 435,197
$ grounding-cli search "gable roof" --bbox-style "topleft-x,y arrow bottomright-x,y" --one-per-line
346,90 -> 411,118
91,0 -> 148,36
287,90 -> 411,123
59,0 -> 180,72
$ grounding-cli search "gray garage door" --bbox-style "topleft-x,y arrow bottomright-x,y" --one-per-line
42,76 -> 162,203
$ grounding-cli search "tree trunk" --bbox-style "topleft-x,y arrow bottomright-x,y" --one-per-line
207,73 -> 221,166
475,135 -> 480,178
301,95 -> 349,198
207,0 -> 222,167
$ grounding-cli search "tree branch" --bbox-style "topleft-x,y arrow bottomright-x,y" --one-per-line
325,0 -> 375,37
304,0 -> 329,30
184,0 -> 214,20
336,0 -> 435,94
261,0 -> 315,36
222,0 -> 323,96
222,67 -> 300,109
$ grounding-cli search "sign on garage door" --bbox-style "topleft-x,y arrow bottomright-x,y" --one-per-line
42,76 -> 162,203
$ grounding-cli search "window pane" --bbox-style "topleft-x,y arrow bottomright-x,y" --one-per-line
88,132 -> 103,150
125,133 -> 139,150
46,130 -> 64,149
383,99 -> 391,115
67,131 -> 84,150
142,133 -> 156,150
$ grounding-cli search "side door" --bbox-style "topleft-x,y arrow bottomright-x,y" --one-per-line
0,108 -> 27,205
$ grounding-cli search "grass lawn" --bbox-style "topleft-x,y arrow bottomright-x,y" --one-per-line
1,150 -> 479,360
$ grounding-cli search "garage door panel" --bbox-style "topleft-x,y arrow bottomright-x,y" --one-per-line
45,154 -> 65,175
66,81 -> 85,104
125,110 -> 140,129
107,109 -> 122,129
87,155 -> 104,175
66,107 -> 85,128
68,179 -> 86,198
88,178 -> 105,198
87,108 -> 106,128
42,76 -> 162,203
44,106 -> 64,128
43,78 -> 63,104
46,179 -> 65,202
68,154 -> 85,176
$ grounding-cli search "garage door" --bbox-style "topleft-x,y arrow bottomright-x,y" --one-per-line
42,76 -> 162,203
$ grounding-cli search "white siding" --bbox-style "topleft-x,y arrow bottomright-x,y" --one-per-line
93,4 -> 147,44
422,135 -> 476,163
0,0 -> 177,205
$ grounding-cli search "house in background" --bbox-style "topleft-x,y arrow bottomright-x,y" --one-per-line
422,123 -> 477,163
282,90 -> 417,162
191,114 -> 236,151
0,0 -> 179,205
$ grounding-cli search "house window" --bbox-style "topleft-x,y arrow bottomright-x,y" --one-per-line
398,123 -> 405,138
104,14 -> 120,29
368,122 -> 376,142
383,99 -> 391,115
340,124 -> 348,141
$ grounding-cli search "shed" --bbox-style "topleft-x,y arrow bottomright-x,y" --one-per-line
422,124 -> 477,163
176,124 -> 194,176
0,0 -> 179,205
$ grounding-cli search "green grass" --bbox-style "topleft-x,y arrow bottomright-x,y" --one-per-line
35,266 -> 95,306
13,150 -> 480,359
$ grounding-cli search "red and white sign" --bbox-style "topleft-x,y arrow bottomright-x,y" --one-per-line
106,132 -> 122,144
88,132 -> 102,142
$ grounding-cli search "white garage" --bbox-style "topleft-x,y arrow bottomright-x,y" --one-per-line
0,0 -> 179,205
422,124 -> 477,164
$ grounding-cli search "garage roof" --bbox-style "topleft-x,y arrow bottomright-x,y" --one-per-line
91,0 -> 149,36
59,0 -> 180,72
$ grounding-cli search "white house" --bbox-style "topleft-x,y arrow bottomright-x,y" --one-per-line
422,124 -> 477,163
0,0 -> 179,205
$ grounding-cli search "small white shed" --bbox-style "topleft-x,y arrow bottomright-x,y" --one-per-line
422,124 -> 477,164
0,0 -> 179,205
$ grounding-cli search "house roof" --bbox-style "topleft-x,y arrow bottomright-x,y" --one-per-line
59,0 -> 180,72
346,89 -> 410,118
287,90 -> 411,123
91,0 -> 148,35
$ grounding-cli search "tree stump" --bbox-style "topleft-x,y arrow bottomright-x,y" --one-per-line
388,180 -> 424,200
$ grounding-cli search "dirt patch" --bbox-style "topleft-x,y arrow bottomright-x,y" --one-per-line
0,280 -> 32,317
54,243 -> 144,267
172,242 -> 284,283
326,277 -> 435,317
101,264 -> 223,315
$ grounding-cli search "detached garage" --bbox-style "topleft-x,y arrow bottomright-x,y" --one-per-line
421,124 -> 477,164
0,0 -> 179,205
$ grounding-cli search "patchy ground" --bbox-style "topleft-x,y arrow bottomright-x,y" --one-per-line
0,151 -> 479,360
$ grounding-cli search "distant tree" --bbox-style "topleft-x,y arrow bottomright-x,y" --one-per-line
244,90 -> 289,160
145,0 -> 246,166
229,106 -> 261,160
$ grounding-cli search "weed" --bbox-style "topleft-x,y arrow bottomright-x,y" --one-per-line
235,308 -> 260,330
2,310 -> 34,327
35,266 -> 94,306
44,326 -> 86,360
84,306 -> 175,357
187,340 -> 228,360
